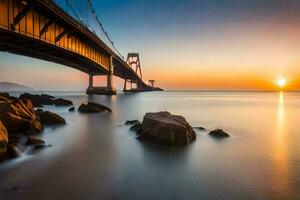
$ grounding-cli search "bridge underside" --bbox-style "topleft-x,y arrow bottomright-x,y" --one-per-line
0,0 -> 162,95
0,28 -> 107,75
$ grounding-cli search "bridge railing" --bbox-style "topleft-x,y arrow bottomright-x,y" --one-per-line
0,0 -> 111,69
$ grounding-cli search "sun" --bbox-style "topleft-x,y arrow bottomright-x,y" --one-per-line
277,78 -> 286,88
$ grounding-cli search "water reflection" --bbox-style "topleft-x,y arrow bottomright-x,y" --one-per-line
271,92 -> 290,197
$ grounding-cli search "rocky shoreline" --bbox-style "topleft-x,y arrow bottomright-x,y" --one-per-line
0,92 -> 112,161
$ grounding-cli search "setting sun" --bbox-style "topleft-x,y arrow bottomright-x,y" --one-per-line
277,78 -> 286,88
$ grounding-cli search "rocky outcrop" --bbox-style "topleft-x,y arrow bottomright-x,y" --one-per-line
0,121 -> 8,158
0,99 -> 43,133
137,111 -> 196,145
38,111 -> 66,125
19,93 -> 73,107
208,129 -> 230,138
20,93 -> 53,107
78,102 -> 111,113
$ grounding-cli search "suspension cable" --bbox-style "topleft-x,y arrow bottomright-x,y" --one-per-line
86,0 -> 123,58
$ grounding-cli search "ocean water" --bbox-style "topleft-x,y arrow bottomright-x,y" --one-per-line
0,91 -> 299,200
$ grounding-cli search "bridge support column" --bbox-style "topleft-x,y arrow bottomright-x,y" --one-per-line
86,56 -> 116,95
88,75 -> 94,89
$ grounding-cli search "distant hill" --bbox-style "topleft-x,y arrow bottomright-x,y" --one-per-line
0,82 -> 33,92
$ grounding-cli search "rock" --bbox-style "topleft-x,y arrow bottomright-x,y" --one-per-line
137,111 -> 196,145
26,136 -> 45,146
208,129 -> 230,138
0,92 -> 9,98
68,107 -> 75,112
193,127 -> 207,131
0,121 -> 8,158
7,144 -> 23,158
129,123 -> 141,132
54,98 -> 73,106
125,120 -> 140,125
0,99 -> 43,133
39,111 -> 66,125
33,144 -> 51,150
19,93 -> 54,107
78,102 -> 111,113
41,94 -> 55,99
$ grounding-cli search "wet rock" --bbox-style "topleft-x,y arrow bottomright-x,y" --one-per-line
7,144 -> 23,158
26,136 -> 45,146
78,102 -> 111,113
0,121 -> 8,158
208,129 -> 230,138
39,111 -> 66,125
125,120 -> 140,125
137,111 -> 196,145
129,123 -> 141,132
54,98 -> 73,106
68,107 -> 75,112
0,99 -> 43,133
20,93 -> 54,107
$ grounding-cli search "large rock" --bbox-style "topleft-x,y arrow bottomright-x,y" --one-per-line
39,111 -> 66,125
54,98 -> 73,106
78,102 -> 111,113
137,111 -> 196,145
20,93 -> 54,107
0,99 -> 43,133
208,129 -> 230,138
0,121 -> 8,158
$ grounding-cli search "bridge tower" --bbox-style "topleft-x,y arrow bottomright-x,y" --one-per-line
123,53 -> 143,92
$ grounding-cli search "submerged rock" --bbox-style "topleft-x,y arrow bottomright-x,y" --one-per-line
0,121 -> 8,158
137,111 -> 196,145
208,129 -> 230,138
125,120 -> 140,125
193,127 -> 207,131
129,123 -> 141,132
39,111 -> 66,125
54,98 -> 73,106
78,102 -> 111,113
68,107 -> 75,112
26,136 -> 45,146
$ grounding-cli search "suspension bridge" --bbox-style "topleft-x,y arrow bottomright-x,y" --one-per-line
0,0 -> 162,94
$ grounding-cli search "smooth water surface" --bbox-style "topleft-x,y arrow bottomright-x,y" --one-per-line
0,91 -> 300,200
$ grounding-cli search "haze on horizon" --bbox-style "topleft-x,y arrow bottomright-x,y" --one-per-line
1,0 -> 300,91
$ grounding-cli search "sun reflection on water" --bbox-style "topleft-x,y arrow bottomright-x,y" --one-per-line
271,91 -> 290,197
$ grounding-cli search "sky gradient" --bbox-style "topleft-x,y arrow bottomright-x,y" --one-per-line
1,0 -> 300,90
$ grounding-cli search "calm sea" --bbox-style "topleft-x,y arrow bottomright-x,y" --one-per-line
0,91 -> 299,200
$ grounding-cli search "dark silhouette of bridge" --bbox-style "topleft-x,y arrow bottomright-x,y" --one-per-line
0,0 -> 162,94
